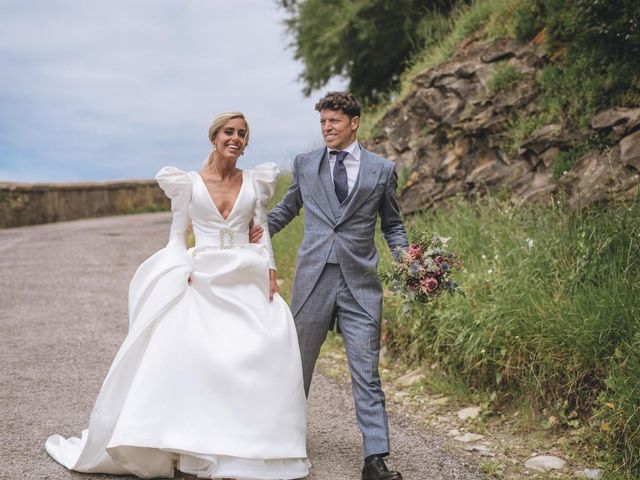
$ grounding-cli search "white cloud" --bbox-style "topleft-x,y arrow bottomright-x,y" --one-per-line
0,0 -> 347,181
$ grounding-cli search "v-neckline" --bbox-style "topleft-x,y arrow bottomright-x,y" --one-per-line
195,170 -> 245,222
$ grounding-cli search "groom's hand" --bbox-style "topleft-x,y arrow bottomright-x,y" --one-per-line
249,225 -> 264,243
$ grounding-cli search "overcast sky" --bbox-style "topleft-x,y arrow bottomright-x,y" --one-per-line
0,0 -> 346,182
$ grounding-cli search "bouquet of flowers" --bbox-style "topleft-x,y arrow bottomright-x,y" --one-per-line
383,232 -> 463,305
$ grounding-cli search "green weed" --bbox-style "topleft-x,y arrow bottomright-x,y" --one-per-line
503,112 -> 553,157
486,62 -> 525,93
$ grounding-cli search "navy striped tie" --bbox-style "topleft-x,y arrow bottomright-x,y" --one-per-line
330,150 -> 349,203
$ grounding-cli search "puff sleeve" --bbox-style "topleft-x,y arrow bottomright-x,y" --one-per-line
251,162 -> 279,270
156,166 -> 192,248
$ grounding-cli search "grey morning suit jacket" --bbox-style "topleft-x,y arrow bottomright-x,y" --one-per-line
268,146 -> 408,321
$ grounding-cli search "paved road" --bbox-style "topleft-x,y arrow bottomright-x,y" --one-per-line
0,213 -> 479,480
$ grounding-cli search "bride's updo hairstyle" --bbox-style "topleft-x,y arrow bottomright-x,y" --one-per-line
205,112 -> 250,166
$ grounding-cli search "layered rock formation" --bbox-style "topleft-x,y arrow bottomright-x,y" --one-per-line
364,35 -> 640,212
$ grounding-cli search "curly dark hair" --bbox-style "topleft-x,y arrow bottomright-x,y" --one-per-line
314,91 -> 361,119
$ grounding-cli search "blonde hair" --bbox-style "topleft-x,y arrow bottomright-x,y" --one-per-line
205,112 -> 250,166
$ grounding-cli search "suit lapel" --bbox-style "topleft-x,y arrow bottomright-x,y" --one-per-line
306,148 -> 337,221
335,148 -> 383,227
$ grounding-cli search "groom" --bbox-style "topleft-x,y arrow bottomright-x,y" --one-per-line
255,91 -> 407,480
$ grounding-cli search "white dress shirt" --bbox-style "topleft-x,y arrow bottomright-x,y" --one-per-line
328,140 -> 361,195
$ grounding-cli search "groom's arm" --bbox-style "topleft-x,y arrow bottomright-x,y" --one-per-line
379,165 -> 408,260
267,155 -> 303,237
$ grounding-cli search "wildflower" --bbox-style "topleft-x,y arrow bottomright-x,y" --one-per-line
526,238 -> 534,249
481,254 -> 487,260
487,269 -> 493,274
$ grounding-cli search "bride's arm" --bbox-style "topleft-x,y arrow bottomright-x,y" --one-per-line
269,269 -> 278,301
251,163 -> 280,302
155,167 -> 192,248
256,217 -> 278,302
267,155 -> 303,237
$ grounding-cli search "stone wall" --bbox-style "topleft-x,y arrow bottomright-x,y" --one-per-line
0,180 -> 170,228
364,35 -> 640,213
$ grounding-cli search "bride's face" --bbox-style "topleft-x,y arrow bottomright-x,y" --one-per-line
214,118 -> 248,158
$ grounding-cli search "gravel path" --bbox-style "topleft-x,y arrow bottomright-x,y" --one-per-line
0,213 -> 480,479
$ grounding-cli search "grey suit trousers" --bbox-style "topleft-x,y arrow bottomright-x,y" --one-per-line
295,263 -> 390,458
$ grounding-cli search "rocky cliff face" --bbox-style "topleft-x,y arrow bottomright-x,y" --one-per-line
364,35 -> 640,212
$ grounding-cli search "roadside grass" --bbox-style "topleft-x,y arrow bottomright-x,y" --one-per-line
377,195 -> 640,474
269,173 -> 305,305
269,174 -> 640,475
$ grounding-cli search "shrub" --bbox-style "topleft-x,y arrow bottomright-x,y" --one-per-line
550,149 -> 579,180
280,0 -> 462,103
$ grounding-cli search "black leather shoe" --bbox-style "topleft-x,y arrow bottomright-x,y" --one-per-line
362,455 -> 403,480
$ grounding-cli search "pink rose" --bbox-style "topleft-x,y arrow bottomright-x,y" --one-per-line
420,275 -> 438,294
434,255 -> 444,265
407,244 -> 424,260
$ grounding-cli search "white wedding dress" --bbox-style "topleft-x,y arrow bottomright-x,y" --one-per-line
45,163 -> 310,479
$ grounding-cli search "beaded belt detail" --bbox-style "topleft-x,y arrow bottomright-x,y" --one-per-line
196,229 -> 248,249
218,228 -> 234,249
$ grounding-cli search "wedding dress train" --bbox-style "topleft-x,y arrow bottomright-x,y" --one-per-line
45,163 -> 309,479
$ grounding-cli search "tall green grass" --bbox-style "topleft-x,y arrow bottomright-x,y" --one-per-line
381,196 -> 639,399
269,175 -> 640,474
376,195 -> 640,473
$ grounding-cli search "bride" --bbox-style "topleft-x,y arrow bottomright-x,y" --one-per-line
45,112 -> 310,479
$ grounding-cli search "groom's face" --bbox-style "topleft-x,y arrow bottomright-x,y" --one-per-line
320,109 -> 359,151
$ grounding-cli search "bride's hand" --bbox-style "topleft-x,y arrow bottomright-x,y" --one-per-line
269,269 -> 279,302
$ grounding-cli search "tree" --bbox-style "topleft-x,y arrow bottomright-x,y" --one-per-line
279,0 -> 456,103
